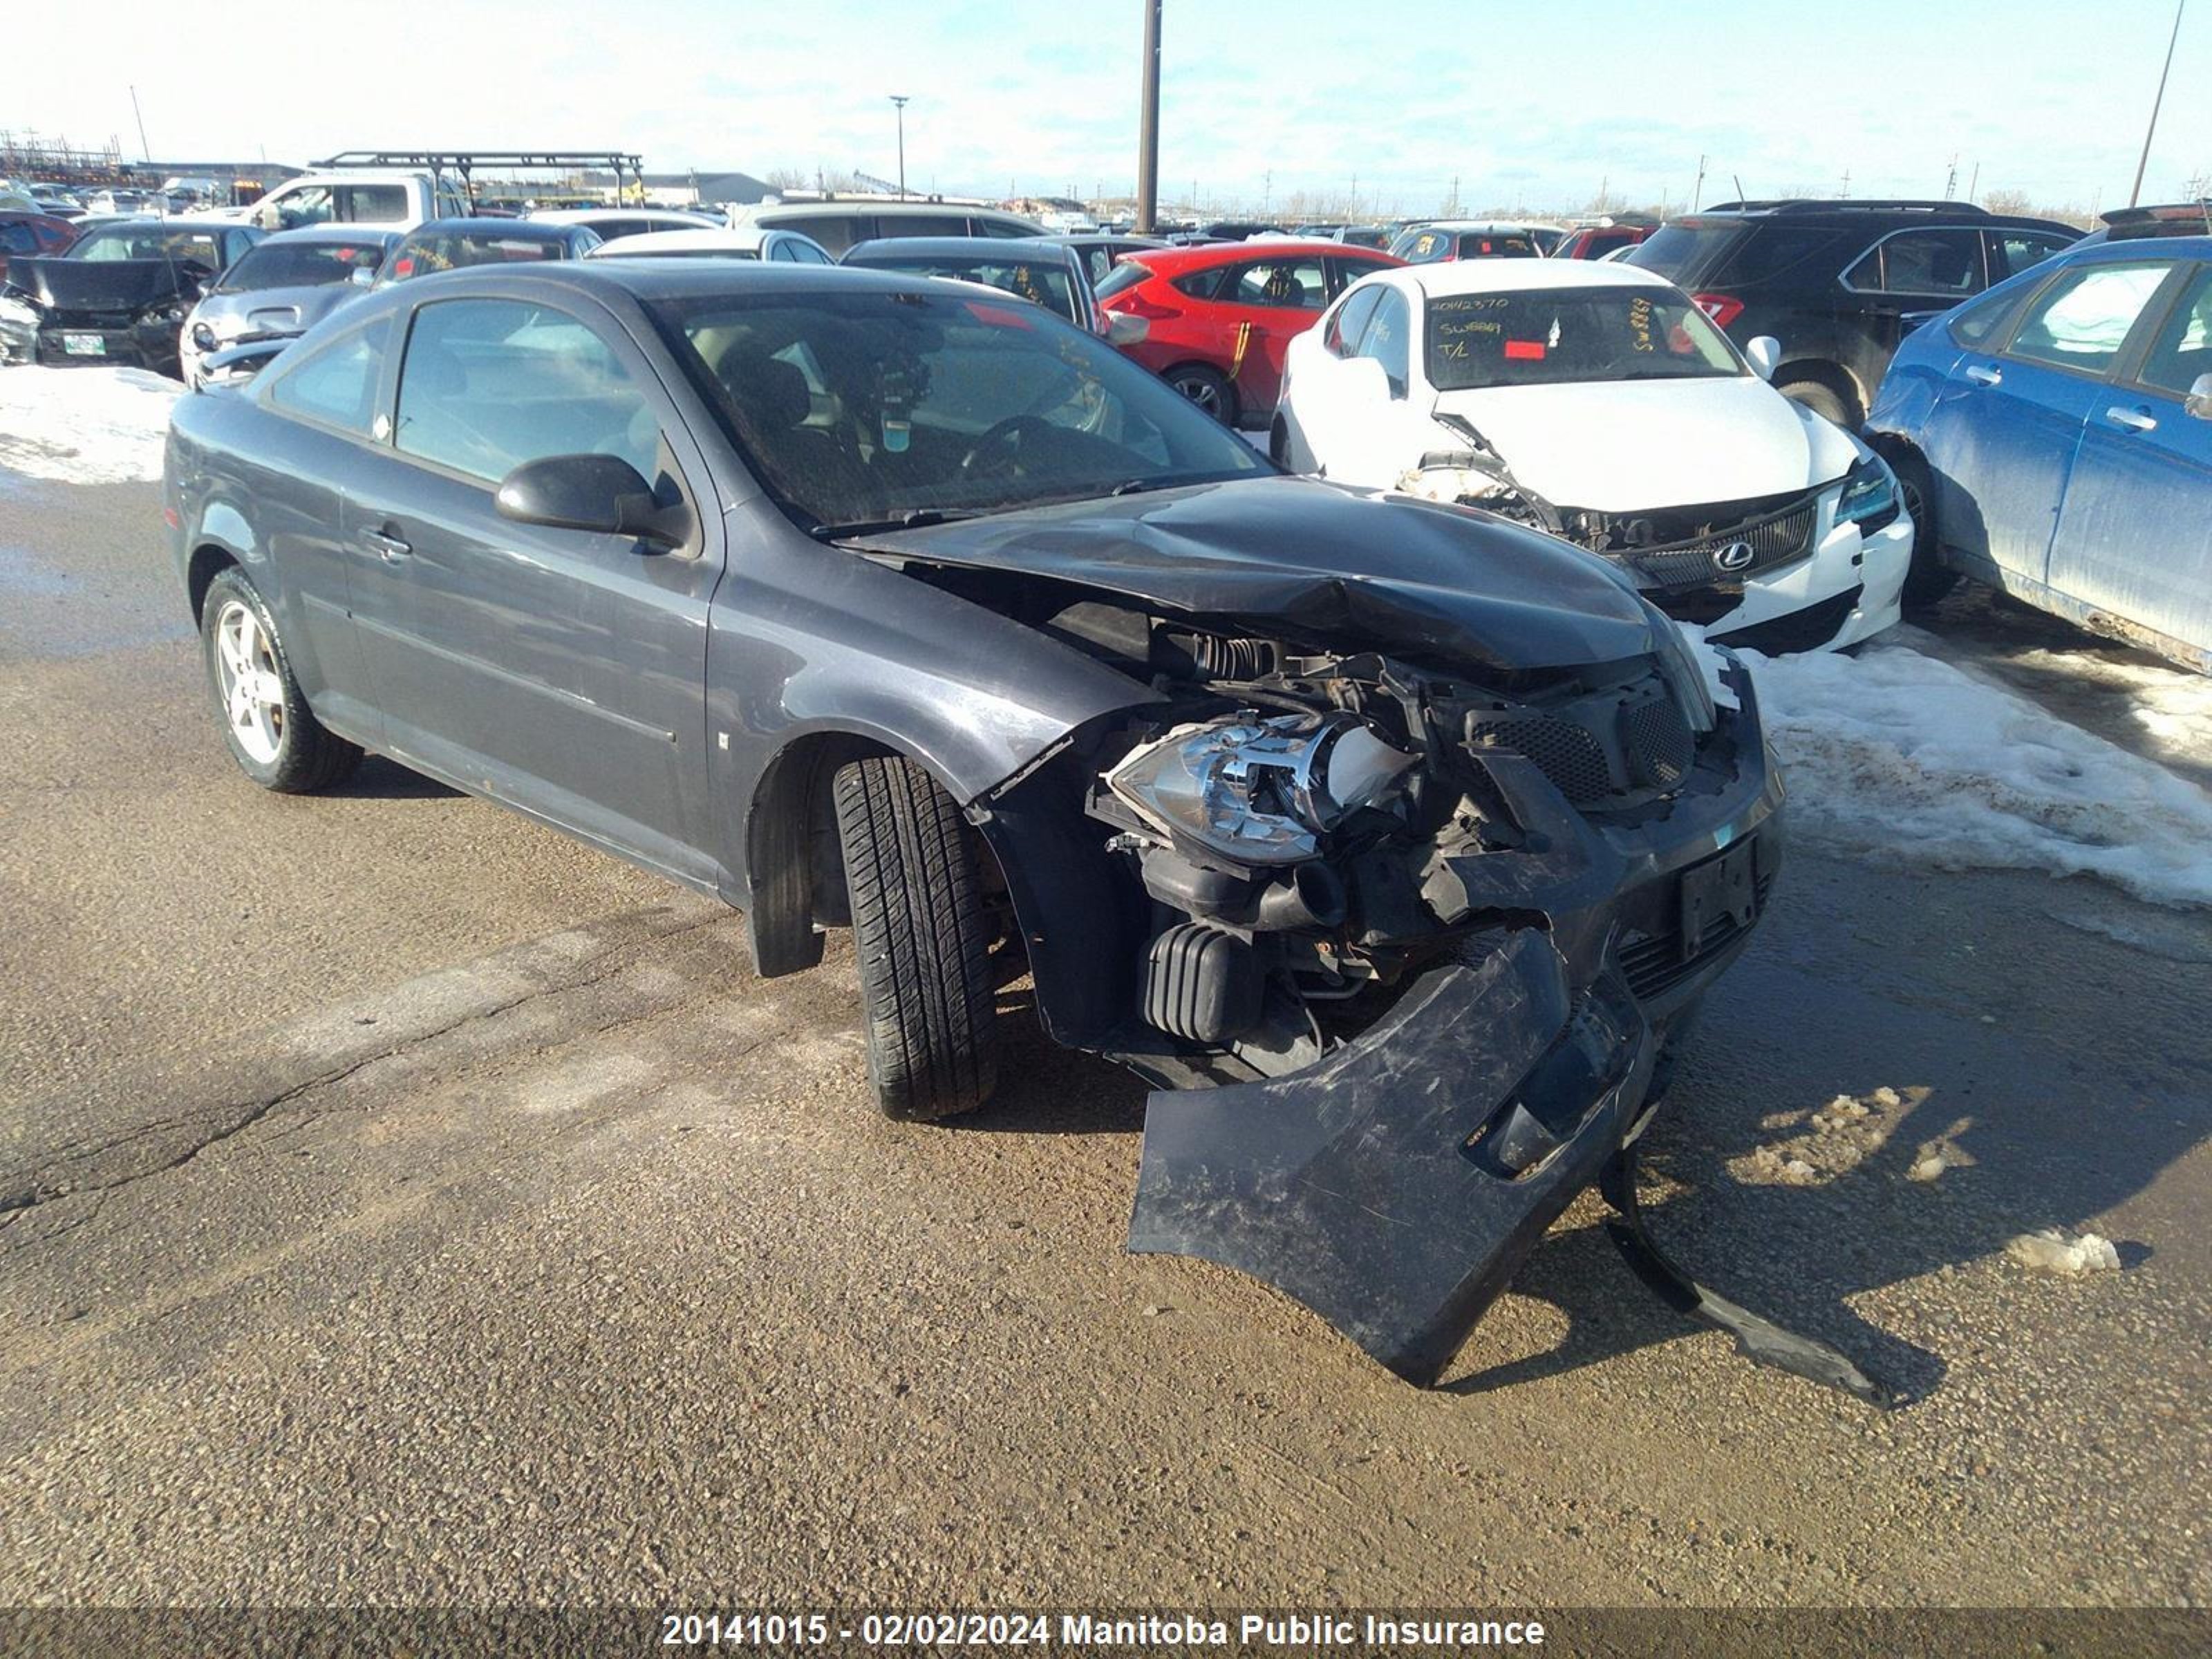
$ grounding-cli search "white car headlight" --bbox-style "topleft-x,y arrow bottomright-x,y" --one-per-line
1835,454 -> 1901,532
1105,711 -> 1419,867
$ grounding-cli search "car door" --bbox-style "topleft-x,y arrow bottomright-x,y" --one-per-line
2047,261 -> 2212,657
1919,258 -> 2178,583
241,311 -> 395,744
341,290 -> 723,884
1214,253 -> 1329,411
1840,226 -> 1987,395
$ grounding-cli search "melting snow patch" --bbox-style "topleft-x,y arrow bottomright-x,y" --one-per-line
0,367 -> 180,485
2005,1229 -> 2121,1276
1724,630 -> 2212,908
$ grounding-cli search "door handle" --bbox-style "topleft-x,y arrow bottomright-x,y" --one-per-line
2103,406 -> 2158,433
1963,364 -> 2002,386
359,527 -> 412,561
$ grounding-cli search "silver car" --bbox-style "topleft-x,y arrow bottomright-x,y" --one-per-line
178,225 -> 395,386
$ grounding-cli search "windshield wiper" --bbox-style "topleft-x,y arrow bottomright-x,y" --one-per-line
808,507 -> 981,541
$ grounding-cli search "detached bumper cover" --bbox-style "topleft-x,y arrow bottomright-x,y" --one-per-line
1130,928 -> 1656,1386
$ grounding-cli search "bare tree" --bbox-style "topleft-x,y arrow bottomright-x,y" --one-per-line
1981,187 -> 2034,216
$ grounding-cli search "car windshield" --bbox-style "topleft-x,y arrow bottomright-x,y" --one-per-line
387,232 -> 564,281
850,255 -> 1082,325
69,225 -> 225,267
216,240 -> 385,292
1425,287 -> 1744,391
646,287 -> 1268,527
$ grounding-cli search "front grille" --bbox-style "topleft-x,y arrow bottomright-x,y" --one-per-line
1619,491 -> 1819,589
1468,715 -> 1614,805
1620,697 -> 1692,789
1712,585 -> 1862,655
1620,870 -> 1776,1001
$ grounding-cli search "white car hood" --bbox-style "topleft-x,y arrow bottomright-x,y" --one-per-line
1431,377 -> 1859,512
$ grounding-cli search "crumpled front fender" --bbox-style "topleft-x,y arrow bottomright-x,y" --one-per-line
1130,928 -> 1656,1385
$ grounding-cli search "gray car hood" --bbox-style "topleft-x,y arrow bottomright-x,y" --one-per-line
194,280 -> 359,341
855,476 -> 1660,673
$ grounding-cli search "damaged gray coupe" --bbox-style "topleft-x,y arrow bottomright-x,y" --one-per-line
166,262 -> 1871,1394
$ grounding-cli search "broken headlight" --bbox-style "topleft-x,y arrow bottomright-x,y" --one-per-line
1105,712 -> 1419,868
1835,454 -> 1900,533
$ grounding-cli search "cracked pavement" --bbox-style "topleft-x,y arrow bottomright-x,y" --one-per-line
1,474 -> 2208,1609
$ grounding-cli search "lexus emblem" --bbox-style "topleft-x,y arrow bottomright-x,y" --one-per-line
1714,541 -> 1756,572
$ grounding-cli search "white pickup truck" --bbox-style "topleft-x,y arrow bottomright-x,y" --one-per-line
215,169 -> 471,233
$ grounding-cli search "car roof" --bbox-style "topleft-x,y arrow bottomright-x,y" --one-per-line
1677,200 -> 2079,236
585,227 -> 773,256
1394,259 -> 1676,300
373,259 -> 993,307
402,217 -> 575,240
258,224 -> 402,247
1124,238 -> 1396,272
77,216 -> 245,233
2064,231 -> 2212,261
746,199 -> 1040,223
1410,219 -> 1562,234
843,236 -> 1073,261
530,207 -> 716,226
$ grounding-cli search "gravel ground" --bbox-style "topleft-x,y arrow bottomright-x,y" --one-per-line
1,472 -> 2207,1613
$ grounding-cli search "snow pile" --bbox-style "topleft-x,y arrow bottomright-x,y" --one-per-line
1726,632 -> 2212,908
0,368 -> 180,485
2005,1229 -> 2121,1276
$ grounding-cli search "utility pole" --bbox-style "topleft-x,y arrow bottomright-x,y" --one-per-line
1691,153 -> 1707,211
128,85 -> 150,163
1966,161 -> 1979,204
888,95 -> 910,198
2130,0 -> 2186,207
1135,0 -> 1162,233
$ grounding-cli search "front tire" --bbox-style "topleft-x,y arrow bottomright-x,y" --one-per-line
200,567 -> 362,793
1881,445 -> 1958,608
832,754 -> 1000,1122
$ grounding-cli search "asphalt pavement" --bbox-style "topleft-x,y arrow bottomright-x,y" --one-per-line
1,471 -> 2206,1610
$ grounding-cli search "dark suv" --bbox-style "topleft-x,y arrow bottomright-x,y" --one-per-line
1627,199 -> 2080,427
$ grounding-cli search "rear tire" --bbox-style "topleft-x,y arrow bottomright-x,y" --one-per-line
832,754 -> 1000,1122
200,567 -> 363,794
1166,363 -> 1238,427
1881,445 -> 1959,608
1777,374 -> 1861,431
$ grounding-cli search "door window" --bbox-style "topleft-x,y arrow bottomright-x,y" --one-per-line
1325,284 -> 1385,356
1844,228 -> 1984,295
1992,231 -> 2075,281
2005,262 -> 2174,375
1358,288 -> 1411,395
395,298 -> 662,485
2135,266 -> 2212,395
265,315 -> 392,435
334,185 -> 409,223
774,215 -> 865,255
1227,256 -> 1326,310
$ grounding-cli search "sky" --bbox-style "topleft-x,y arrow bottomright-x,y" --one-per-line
9,1 -> 2209,216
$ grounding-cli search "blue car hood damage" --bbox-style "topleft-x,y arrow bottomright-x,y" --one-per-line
857,476 -> 1661,673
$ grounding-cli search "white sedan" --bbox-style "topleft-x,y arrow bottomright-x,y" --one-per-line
1273,261 -> 1913,653
581,226 -> 837,265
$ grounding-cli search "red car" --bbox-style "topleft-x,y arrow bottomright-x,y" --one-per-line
1095,239 -> 1401,425
1553,220 -> 1657,261
0,212 -> 79,285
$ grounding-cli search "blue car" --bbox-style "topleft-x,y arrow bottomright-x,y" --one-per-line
1866,235 -> 2212,673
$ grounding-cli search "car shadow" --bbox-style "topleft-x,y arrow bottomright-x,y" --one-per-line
329,754 -> 465,800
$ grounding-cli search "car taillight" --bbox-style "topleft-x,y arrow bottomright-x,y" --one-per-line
1693,292 -> 1745,329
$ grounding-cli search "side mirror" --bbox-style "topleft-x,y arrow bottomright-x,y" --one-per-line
1105,310 -> 1149,346
350,266 -> 376,287
252,200 -> 283,232
494,454 -> 691,547
2187,373 -> 2212,422
1744,336 -> 1781,381
1340,354 -> 1398,402
201,339 -> 288,386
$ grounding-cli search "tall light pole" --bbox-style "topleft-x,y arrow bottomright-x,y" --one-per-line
2129,0 -> 2186,208
1136,0 -> 1161,234
889,94 -> 910,198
